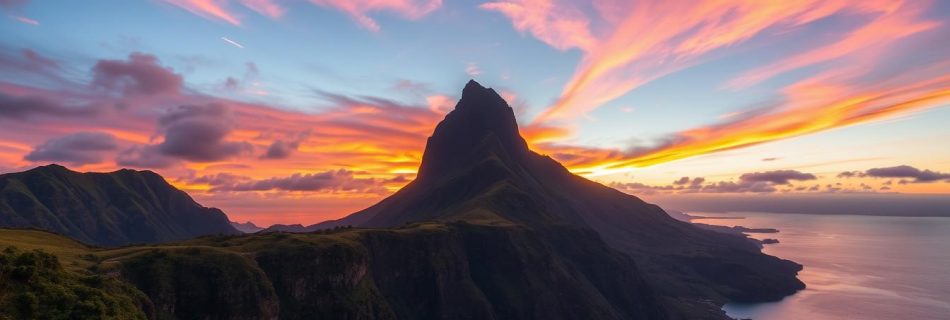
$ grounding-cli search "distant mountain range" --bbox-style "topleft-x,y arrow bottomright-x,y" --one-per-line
0,164 -> 239,246
0,81 -> 803,319
230,220 -> 264,233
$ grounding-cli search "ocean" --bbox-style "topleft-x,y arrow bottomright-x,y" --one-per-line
692,212 -> 950,320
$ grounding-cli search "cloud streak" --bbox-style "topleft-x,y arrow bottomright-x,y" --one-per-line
162,0 -> 441,30
839,165 -> 950,183
221,36 -> 244,48
486,0 -> 949,172
164,0 -> 242,25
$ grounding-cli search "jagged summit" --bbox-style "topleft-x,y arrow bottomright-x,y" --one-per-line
417,79 -> 529,181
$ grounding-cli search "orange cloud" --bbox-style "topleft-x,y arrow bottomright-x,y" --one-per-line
481,0 -> 949,176
562,77 -> 950,176
480,0 -> 595,51
484,0 -> 941,124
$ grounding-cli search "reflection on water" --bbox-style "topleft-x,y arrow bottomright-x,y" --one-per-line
693,212 -> 950,320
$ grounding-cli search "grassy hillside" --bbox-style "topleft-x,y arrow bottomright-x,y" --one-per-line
0,231 -> 147,319
0,224 -> 670,320
0,165 -> 239,246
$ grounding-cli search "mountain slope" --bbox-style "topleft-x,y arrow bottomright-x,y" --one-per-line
1,226 -> 668,320
0,164 -> 239,246
292,80 -> 804,314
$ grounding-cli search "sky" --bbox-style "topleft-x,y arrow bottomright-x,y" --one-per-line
1,0 -> 949,226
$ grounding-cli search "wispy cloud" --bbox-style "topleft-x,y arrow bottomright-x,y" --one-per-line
237,0 -> 283,18
309,0 -> 442,31
485,0 -> 949,172
465,62 -> 481,77
162,0 -> 441,31
13,15 -> 37,25
164,0 -> 242,25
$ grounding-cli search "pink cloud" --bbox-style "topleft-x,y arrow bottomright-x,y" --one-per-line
163,0 -> 242,25
162,0 -> 440,30
237,0 -> 283,18
92,53 -> 183,96
484,0 -> 943,124
480,0 -> 594,51
309,0 -> 442,31
482,0 -> 949,174
14,15 -> 37,25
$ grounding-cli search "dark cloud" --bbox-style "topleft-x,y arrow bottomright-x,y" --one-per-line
761,157 -> 779,162
261,140 -> 296,159
115,145 -> 178,169
156,104 -> 252,161
837,165 -> 950,183
609,182 -> 675,195
224,77 -> 240,90
0,93 -> 98,120
864,165 -> 950,183
24,132 -> 117,165
701,180 -> 777,193
260,131 -> 310,159
92,52 -> 182,96
222,62 -> 260,92
0,48 -> 58,74
190,172 -> 249,186
193,169 -> 386,194
837,171 -> 865,178
671,176 -> 705,189
739,170 -> 816,185
118,104 -> 252,167
612,170 -> 817,196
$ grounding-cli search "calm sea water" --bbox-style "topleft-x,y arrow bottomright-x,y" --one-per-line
692,212 -> 950,320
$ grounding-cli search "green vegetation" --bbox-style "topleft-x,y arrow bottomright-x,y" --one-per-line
0,165 -> 238,246
0,224 -> 666,320
0,246 -> 146,320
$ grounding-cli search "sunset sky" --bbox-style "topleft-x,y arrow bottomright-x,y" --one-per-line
2,0 -> 949,225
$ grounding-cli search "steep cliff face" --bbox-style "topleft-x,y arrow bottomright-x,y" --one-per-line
120,248 -> 279,320
0,165 -> 239,246
103,223 -> 667,320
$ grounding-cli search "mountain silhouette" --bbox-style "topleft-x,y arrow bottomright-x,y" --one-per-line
273,80 -> 804,312
0,164 -> 239,245
0,81 -> 802,319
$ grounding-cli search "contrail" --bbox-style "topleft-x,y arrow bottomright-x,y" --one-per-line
221,36 -> 244,48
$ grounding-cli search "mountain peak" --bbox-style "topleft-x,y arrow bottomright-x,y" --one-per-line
463,78 -> 484,91
416,80 -> 529,181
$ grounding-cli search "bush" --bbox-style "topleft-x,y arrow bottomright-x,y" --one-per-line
0,246 -> 147,319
